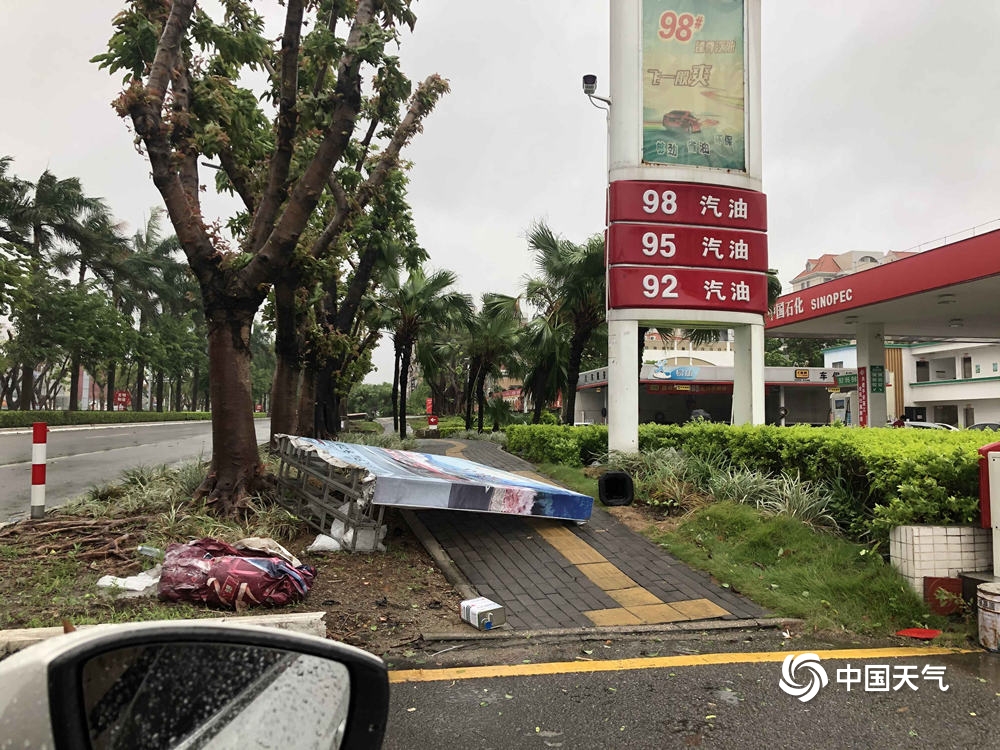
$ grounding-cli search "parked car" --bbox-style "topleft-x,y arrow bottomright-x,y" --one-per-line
903,421 -> 959,430
969,422 -> 1000,431
662,109 -> 702,133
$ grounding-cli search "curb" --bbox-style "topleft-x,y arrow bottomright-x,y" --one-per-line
0,611 -> 328,658
400,509 -> 478,601
420,617 -> 801,643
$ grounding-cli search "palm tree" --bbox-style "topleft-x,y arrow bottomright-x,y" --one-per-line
463,295 -> 521,432
5,169 -> 106,409
123,209 -> 184,411
523,222 -> 606,425
380,267 -> 473,440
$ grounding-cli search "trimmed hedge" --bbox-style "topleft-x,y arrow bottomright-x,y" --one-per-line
0,410 -> 224,428
504,422 -> 993,539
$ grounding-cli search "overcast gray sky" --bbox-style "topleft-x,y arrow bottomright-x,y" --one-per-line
3,1 -> 999,382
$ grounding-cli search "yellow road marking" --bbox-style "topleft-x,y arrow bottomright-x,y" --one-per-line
389,647 -> 974,684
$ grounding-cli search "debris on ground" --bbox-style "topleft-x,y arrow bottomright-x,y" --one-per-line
97,565 -> 161,598
158,537 -> 316,611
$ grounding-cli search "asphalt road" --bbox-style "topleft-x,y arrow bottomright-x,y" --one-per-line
385,647 -> 1000,749
0,420 -> 272,521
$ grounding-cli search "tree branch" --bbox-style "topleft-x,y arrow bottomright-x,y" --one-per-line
240,0 -> 376,293
146,0 -> 193,101
217,146 -> 257,213
310,75 -> 449,262
246,0 -> 305,254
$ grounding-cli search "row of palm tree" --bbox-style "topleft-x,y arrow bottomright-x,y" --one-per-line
0,158 -> 204,411
378,221 -> 607,432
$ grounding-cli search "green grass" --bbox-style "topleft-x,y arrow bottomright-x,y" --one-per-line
649,502 -> 953,637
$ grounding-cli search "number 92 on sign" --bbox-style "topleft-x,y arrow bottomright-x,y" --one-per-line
608,266 -> 769,314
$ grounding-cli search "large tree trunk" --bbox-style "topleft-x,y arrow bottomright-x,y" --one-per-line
269,355 -> 301,445
172,375 -> 183,411
297,368 -> 317,437
269,273 -> 303,446
194,310 -> 264,515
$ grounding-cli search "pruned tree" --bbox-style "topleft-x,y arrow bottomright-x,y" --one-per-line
94,0 -> 446,513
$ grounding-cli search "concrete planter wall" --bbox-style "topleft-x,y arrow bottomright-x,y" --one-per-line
890,525 -> 992,596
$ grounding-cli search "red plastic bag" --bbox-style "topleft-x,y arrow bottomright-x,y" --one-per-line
158,538 -> 315,610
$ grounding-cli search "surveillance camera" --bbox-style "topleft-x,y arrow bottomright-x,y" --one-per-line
582,74 -> 598,95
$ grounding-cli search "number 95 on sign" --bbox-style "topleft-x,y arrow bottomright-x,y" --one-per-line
608,266 -> 769,314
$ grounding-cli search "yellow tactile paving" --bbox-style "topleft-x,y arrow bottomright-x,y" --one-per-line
668,598 -> 730,620
626,603 -> 689,624
608,586 -> 663,607
425,439 -> 734,626
582,608 -> 644,626
576,562 -> 639,591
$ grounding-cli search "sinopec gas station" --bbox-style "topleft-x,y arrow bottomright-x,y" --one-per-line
594,1 -> 1000,448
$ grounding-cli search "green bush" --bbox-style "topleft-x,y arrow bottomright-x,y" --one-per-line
504,423 -> 989,542
505,424 -> 583,467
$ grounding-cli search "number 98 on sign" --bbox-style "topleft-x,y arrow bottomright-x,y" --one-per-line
608,266 -> 768,314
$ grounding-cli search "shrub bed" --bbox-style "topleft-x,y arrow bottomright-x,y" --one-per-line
505,423 -> 989,542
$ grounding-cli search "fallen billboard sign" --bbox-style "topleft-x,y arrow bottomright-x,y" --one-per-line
285,437 -> 594,523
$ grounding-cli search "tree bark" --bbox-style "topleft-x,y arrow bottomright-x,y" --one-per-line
296,368 -> 317,437
155,370 -> 165,412
475,369 -> 488,433
391,345 -> 401,433
269,273 -> 303,446
69,354 -> 81,411
19,364 -> 33,411
270,356 -> 301,443
194,309 -> 263,514
190,363 -> 199,411
106,362 -> 116,411
398,343 -> 411,441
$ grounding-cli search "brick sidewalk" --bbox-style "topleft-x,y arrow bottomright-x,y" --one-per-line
413,439 -> 767,631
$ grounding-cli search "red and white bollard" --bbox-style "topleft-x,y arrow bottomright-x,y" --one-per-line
31,422 -> 47,519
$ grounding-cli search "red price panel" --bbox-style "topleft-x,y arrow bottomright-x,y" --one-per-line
607,223 -> 768,271
608,181 -> 767,230
608,266 -> 768,314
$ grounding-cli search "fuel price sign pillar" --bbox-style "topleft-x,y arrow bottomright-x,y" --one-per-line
606,0 -> 764,452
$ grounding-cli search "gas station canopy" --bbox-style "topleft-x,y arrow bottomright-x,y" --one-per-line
766,229 -> 1000,342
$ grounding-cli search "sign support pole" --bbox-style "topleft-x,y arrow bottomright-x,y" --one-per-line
608,318 -> 640,453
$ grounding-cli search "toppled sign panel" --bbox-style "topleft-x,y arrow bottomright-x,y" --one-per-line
285,437 -> 594,523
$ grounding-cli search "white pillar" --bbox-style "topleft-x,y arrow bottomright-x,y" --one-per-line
607,318 -> 639,452
732,321 -> 765,425
856,323 -> 888,427
608,0 -> 641,178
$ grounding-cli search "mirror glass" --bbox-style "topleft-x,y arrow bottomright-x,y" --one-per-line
81,642 -> 350,750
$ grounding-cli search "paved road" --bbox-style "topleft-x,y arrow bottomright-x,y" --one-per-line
386,645 -> 1000,749
0,420 -> 271,521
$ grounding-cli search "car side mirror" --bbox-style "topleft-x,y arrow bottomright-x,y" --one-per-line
0,621 -> 389,750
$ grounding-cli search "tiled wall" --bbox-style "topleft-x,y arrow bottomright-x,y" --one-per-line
890,525 -> 992,595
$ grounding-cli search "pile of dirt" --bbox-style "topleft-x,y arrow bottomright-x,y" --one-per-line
0,509 -> 465,657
